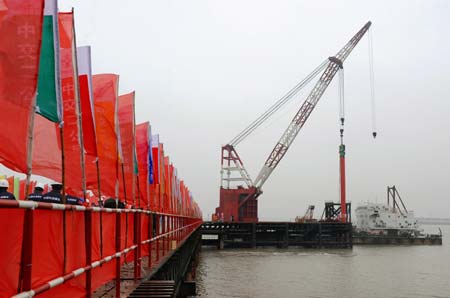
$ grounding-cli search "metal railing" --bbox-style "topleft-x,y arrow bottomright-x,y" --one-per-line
0,199 -> 202,298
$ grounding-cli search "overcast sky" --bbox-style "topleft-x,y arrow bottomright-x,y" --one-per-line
57,0 -> 450,220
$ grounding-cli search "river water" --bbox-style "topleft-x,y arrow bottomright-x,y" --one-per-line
196,225 -> 449,298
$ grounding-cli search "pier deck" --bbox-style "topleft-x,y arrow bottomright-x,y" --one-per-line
201,221 -> 352,249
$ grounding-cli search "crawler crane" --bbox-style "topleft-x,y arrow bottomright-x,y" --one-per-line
216,21 -> 373,222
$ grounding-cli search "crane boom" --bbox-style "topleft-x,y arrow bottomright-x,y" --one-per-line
254,21 -> 371,188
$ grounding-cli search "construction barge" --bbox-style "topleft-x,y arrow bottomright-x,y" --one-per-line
201,221 -> 352,249
352,233 -> 442,245
352,186 -> 442,245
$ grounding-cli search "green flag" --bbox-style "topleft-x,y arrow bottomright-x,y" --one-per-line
36,0 -> 62,123
133,150 -> 139,175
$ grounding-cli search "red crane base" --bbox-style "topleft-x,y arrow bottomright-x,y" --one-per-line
215,187 -> 259,222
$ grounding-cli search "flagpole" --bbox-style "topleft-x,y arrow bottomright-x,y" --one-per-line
96,158 -> 103,258
24,95 -> 37,200
59,123 -> 68,276
132,96 -> 136,207
71,11 -> 87,200
18,89 -> 38,292
121,162 -> 127,203
115,82 -> 120,206
136,175 -> 141,209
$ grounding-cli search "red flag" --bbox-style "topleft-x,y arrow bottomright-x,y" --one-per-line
180,180 -> 185,215
118,92 -> 135,205
169,164 -> 174,214
85,74 -> 119,198
157,143 -> 165,212
0,0 -> 44,174
59,12 -> 83,196
135,122 -> 149,208
77,46 -> 97,157
32,114 -> 62,181
151,139 -> 160,185
163,157 -> 170,213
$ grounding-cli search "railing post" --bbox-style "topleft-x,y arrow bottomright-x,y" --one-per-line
85,210 -> 92,298
147,213 -> 152,269
133,211 -> 138,281
177,217 -> 180,242
156,214 -> 160,262
115,211 -> 121,298
19,209 -> 34,292
161,215 -> 165,255
170,216 -> 173,249
165,215 -> 169,252
137,211 -> 142,279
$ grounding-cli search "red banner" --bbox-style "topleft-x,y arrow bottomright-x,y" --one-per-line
85,74 -> 119,198
163,157 -> 170,213
118,92 -> 135,205
136,122 -> 149,208
77,46 -> 97,158
32,114 -> 62,181
59,12 -> 83,196
160,144 -> 166,212
169,164 -> 175,214
0,209 -> 24,297
0,0 -> 44,173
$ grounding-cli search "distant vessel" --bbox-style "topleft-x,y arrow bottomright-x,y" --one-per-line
353,186 -> 442,245
355,202 -> 421,236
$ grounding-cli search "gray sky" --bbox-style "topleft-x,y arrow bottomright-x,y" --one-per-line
59,0 -> 450,219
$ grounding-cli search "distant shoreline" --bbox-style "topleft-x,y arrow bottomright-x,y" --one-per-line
417,218 -> 450,225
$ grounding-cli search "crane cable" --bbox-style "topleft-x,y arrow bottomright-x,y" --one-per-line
229,59 -> 329,146
368,28 -> 377,138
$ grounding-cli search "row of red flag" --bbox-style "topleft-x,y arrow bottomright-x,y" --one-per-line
0,0 -> 201,218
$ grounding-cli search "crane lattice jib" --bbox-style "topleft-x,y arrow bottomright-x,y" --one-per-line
254,21 -> 371,188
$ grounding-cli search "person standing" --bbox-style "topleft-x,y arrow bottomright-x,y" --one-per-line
41,183 -> 63,204
28,183 -> 45,202
0,179 -> 15,200
66,194 -> 80,205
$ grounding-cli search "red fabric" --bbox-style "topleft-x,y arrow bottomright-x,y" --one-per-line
157,144 -> 164,212
19,179 -> 25,199
78,74 -> 97,157
59,12 -> 83,196
86,74 -> 119,198
32,210 -> 64,287
7,176 -> 14,193
0,208 -> 200,298
135,122 -> 149,209
120,212 -> 133,263
151,147 -> 159,185
32,114 -> 62,182
0,0 -> 44,174
124,213 -> 135,263
19,179 -> 35,200
180,180 -> 185,215
149,184 -> 155,210
163,157 -> 170,213
140,214 -> 149,256
169,164 -> 174,214
151,146 -> 160,211
36,211 -> 86,298
91,212 -> 116,291
0,209 -> 24,298
118,92 -> 135,205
